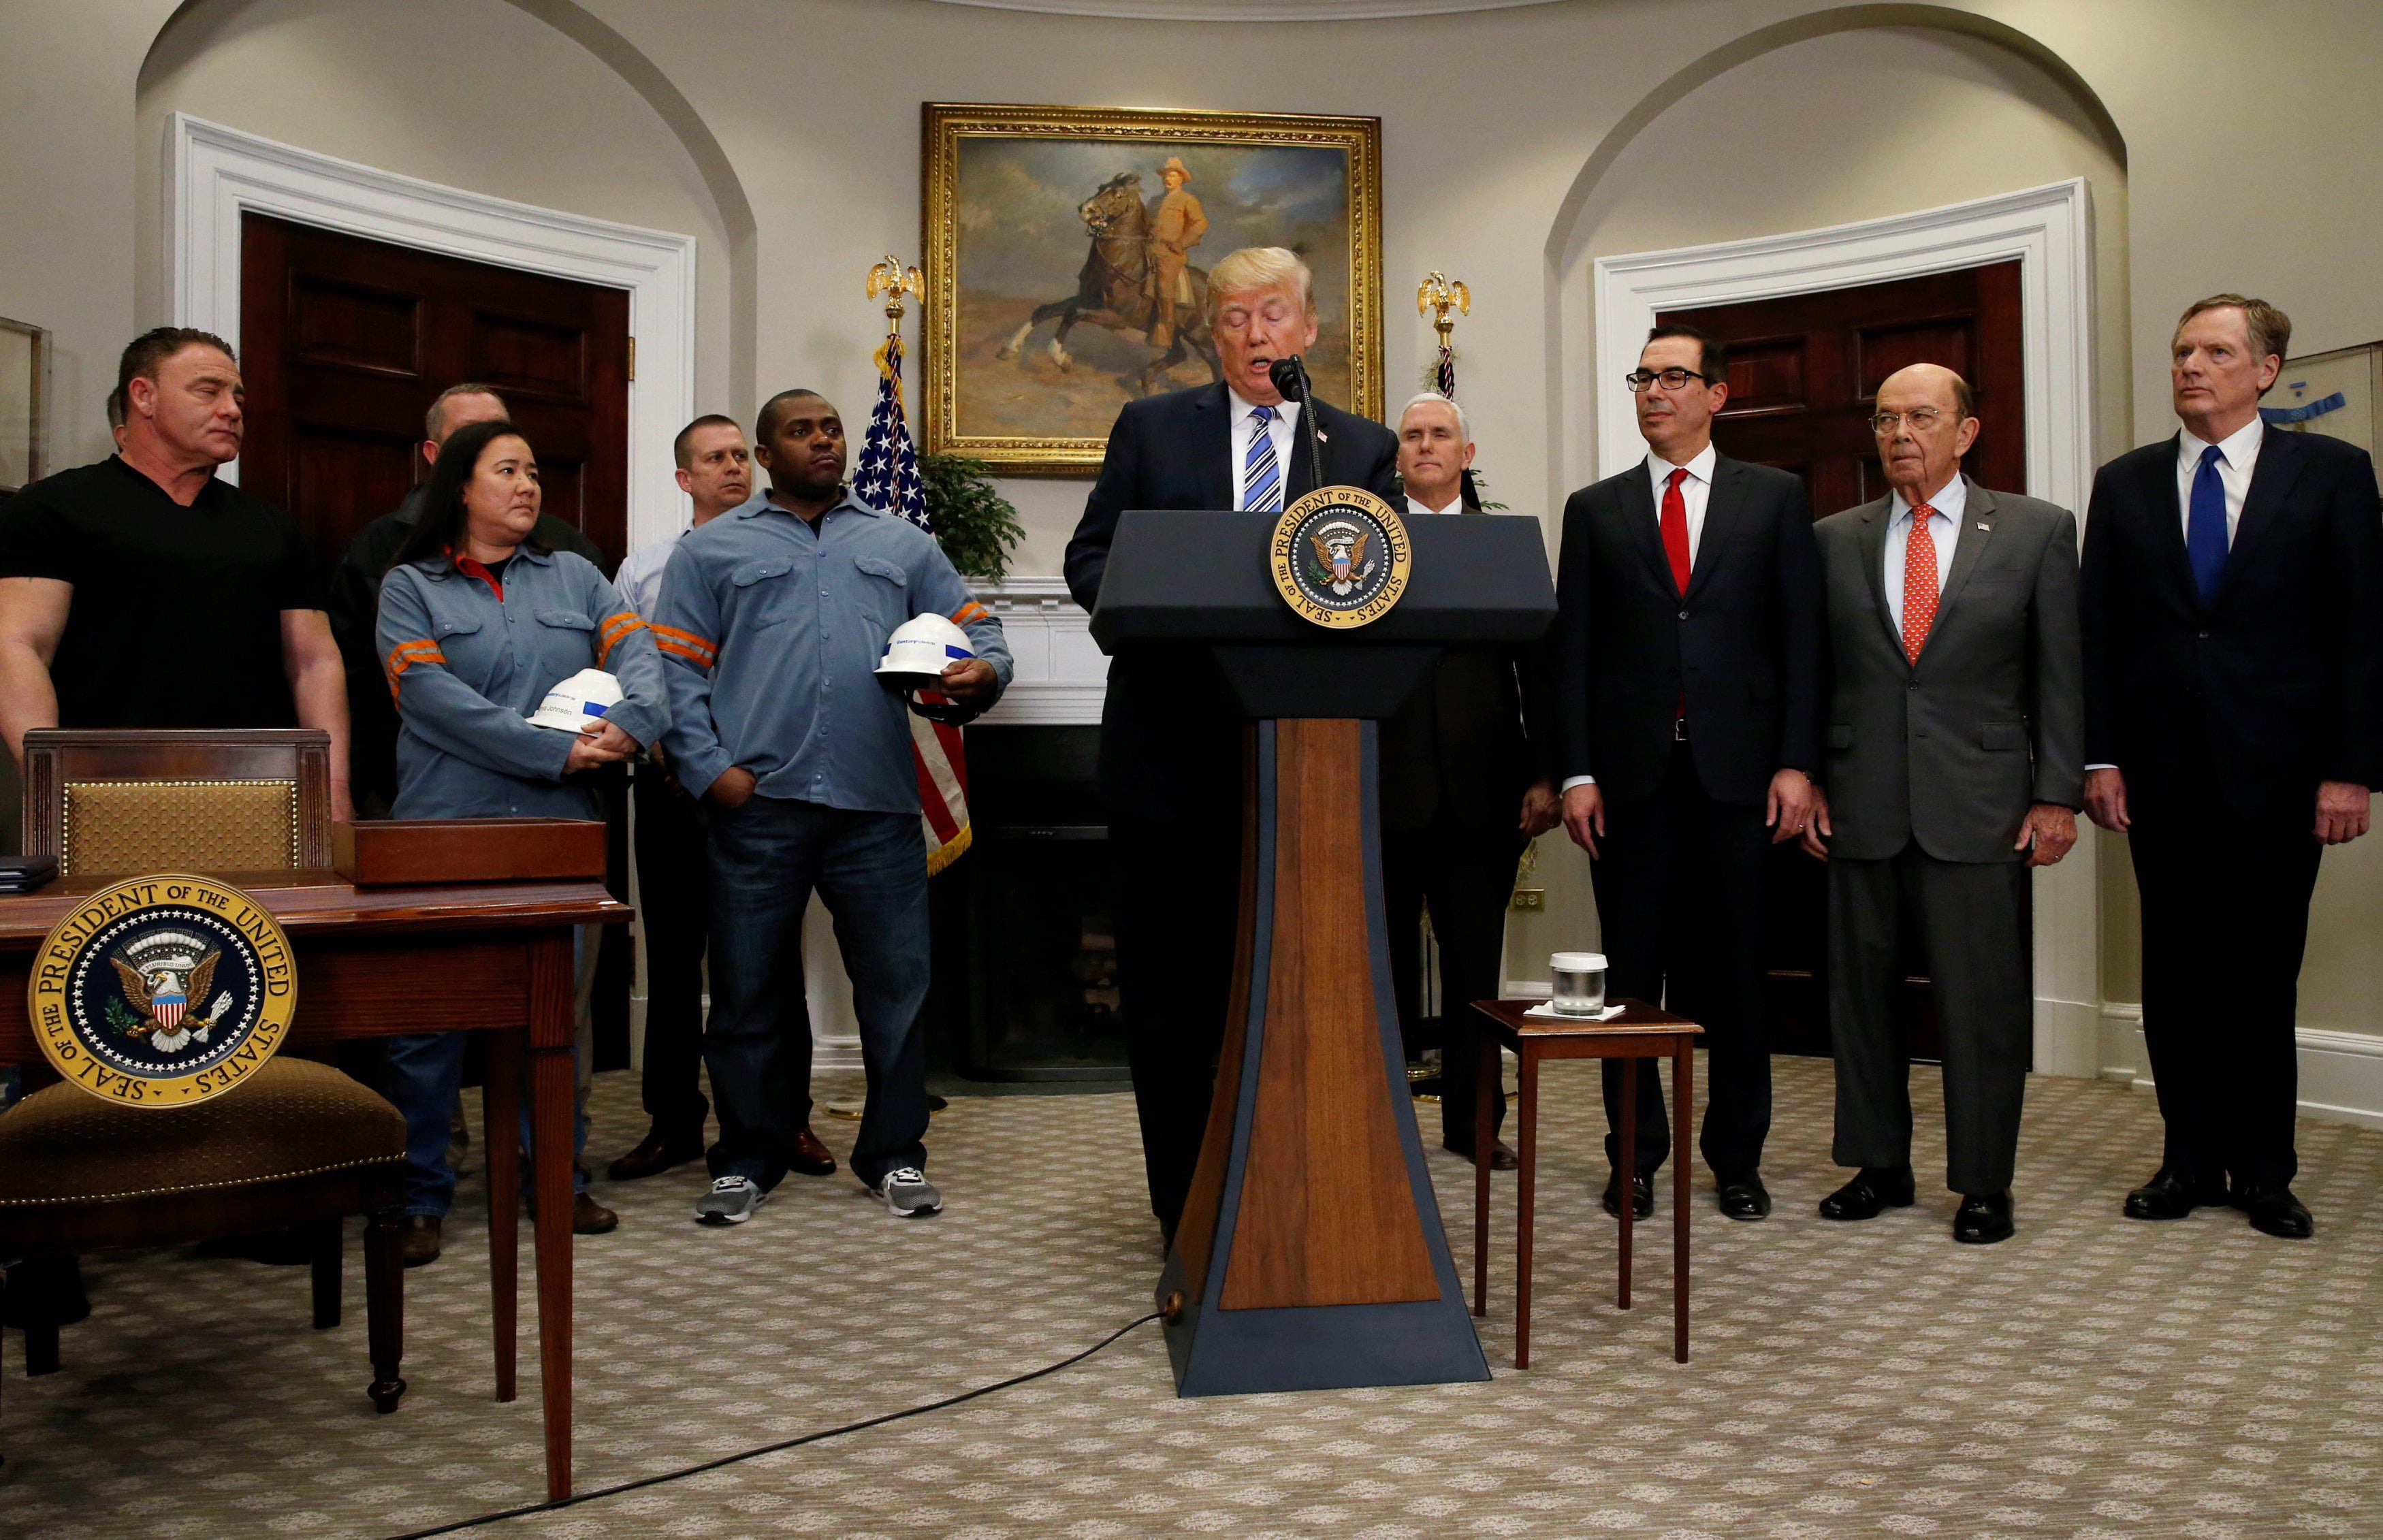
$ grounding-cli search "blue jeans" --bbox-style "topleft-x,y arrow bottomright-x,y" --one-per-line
705,795 -> 930,1190
387,929 -> 595,1217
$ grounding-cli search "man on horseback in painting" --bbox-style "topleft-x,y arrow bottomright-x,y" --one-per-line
1145,157 -> 1208,349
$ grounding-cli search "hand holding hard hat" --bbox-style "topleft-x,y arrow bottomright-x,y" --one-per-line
877,614 -> 997,724
531,667 -> 641,772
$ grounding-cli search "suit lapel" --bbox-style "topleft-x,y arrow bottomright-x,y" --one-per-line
2218,426 -> 2304,602
1683,458 -> 1744,603
1853,496 -> 1899,651
2143,433 -> 2201,609
1288,401 -> 1321,499
1933,476 -> 1996,623
1192,383 -> 1234,510
1611,462 -> 1673,595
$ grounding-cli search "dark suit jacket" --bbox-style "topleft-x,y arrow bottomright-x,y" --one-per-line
1064,383 -> 1399,820
2080,427 -> 2383,826
1553,455 -> 1824,807
1814,477 -> 2084,863
329,485 -> 607,808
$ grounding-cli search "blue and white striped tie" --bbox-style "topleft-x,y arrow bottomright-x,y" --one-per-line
1243,405 -> 1282,513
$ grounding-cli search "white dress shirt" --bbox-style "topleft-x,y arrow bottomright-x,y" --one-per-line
1646,442 -> 1719,566
614,528 -> 689,619
1560,443 -> 1724,793
1228,389 -> 1301,511
2176,414 -> 2265,546
1883,473 -> 1966,636
1406,491 -> 1462,519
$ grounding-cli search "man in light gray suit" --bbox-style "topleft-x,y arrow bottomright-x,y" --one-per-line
1799,363 -> 2083,1245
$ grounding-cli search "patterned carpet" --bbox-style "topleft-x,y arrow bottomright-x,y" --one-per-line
3,1055 -> 2379,1539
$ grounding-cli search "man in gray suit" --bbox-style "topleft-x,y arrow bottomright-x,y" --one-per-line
1799,363 -> 2083,1245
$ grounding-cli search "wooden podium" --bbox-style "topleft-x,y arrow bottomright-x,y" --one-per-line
1091,507 -> 1555,1395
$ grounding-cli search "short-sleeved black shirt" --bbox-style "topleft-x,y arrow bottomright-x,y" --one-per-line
0,456 -> 324,728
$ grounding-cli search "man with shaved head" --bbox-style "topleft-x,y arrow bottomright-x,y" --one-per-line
1799,362 -> 2083,1245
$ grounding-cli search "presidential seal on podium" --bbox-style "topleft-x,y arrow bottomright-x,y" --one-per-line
1270,486 -> 1412,628
29,873 -> 298,1106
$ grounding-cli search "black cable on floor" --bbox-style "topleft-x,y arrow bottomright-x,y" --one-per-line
383,1311 -> 1164,1539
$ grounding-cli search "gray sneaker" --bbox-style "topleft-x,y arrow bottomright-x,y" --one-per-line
874,1167 -> 942,1217
695,1174 -> 767,1226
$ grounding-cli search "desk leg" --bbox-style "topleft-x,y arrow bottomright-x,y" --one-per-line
1473,1033 -> 1495,1317
528,931 -> 576,1502
1516,1050 -> 1537,1371
1674,1042 -> 1692,1365
1617,1055 -> 1635,1312
482,1029 -> 522,1403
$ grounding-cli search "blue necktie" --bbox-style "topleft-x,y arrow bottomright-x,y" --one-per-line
1243,405 -> 1282,513
2186,443 -> 2228,603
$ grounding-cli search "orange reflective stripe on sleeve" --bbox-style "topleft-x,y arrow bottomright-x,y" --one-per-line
950,600 -> 989,627
596,612 -> 648,666
649,622 -> 718,669
383,641 -> 445,705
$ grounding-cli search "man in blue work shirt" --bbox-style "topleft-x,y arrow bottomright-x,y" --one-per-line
654,388 -> 1009,1225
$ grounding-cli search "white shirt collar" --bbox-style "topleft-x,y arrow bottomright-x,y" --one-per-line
1890,472 -> 1968,525
1645,441 -> 1718,487
2180,413 -> 2265,468
1227,387 -> 1300,428
1406,490 -> 1464,518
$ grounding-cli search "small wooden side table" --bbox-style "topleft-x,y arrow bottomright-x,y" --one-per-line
1468,997 -> 1700,1368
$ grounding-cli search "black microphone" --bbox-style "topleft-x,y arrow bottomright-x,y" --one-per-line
1268,355 -> 1330,499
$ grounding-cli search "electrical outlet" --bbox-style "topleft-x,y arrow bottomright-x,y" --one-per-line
1510,887 -> 1546,912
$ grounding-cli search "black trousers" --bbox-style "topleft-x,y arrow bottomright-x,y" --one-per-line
1111,810 -> 1243,1236
633,764 -> 711,1140
1590,741 -> 1772,1178
1385,807 -> 1522,1149
2129,801 -> 2322,1190
1829,844 -> 2031,1196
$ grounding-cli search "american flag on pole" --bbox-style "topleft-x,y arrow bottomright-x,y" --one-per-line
854,331 -> 972,876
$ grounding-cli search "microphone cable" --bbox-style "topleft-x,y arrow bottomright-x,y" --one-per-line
384,1310 -> 1164,1539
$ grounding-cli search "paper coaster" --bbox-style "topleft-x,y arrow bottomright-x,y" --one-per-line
1522,1001 -> 1627,1022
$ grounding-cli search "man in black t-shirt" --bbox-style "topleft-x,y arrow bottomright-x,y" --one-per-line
327,382 -> 605,816
0,327 -> 351,818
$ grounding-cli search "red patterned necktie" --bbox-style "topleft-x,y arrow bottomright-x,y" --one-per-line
1660,466 -> 1692,593
1902,502 -> 1940,663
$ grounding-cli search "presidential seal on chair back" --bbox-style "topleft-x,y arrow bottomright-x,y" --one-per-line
28,873 -> 297,1106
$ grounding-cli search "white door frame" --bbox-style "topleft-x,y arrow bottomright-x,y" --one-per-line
1592,178 -> 2101,1076
166,112 -> 696,554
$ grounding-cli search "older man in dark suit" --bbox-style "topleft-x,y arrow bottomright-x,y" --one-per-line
2081,295 -> 2383,1240
1802,362 -> 2082,1245
1064,246 -> 1398,1240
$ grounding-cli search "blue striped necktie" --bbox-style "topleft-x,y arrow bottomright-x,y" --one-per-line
1243,405 -> 1282,513
2186,442 -> 2228,603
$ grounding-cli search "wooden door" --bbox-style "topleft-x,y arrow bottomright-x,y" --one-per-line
1658,260 -> 2024,1059
238,214 -> 631,583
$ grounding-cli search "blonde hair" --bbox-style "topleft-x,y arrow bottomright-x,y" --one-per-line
1206,247 -> 1317,324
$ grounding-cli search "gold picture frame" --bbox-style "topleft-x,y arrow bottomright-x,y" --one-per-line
922,101 -> 1384,475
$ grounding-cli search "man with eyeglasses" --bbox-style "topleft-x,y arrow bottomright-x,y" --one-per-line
1554,324 -> 1824,1223
1798,362 -> 2082,1245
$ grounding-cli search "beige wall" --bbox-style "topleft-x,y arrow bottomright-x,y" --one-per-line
4,0 -> 2381,1055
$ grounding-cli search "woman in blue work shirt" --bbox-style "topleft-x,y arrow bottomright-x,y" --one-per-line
376,417 -> 669,1264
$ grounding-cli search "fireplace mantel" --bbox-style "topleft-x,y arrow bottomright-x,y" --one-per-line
971,576 -> 1107,727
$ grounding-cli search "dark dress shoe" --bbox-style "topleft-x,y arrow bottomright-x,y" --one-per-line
1716,1171 -> 1772,1221
1818,1166 -> 1915,1221
2124,1167 -> 2230,1221
571,1194 -> 620,1236
2237,1184 -> 2314,1238
1601,1171 -> 1654,1219
788,1125 -> 838,1177
607,1127 -> 706,1182
1443,1135 -> 1518,1171
1953,1190 -> 2015,1244
400,1215 -> 443,1268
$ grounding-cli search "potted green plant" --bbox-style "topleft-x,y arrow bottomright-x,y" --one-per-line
919,453 -> 1026,581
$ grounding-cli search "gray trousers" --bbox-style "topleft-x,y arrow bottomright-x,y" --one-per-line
1827,844 -> 2031,1195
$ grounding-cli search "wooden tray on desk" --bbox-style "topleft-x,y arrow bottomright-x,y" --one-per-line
334,818 -> 605,886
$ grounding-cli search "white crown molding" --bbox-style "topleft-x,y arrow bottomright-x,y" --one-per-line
972,576 -> 1107,726
166,112 -> 697,554
918,0 -> 1563,18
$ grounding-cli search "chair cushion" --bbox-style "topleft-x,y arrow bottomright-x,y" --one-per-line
0,1058 -> 404,1209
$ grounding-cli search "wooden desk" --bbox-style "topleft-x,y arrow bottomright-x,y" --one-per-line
1467,997 -> 1700,1368
0,871 -> 628,1501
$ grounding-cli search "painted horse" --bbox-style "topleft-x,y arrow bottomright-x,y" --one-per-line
996,172 -> 1221,398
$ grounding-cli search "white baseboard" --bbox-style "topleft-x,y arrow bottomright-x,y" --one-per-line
2099,1001 -> 2383,1130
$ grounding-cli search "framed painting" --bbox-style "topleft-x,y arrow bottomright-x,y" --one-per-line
0,315 -> 52,499
923,102 -> 1383,475
2264,340 -> 2382,460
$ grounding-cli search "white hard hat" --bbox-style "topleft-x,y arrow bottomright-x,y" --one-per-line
528,667 -> 626,733
875,613 -> 976,688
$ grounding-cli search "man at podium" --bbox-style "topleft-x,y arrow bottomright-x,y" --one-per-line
1064,246 -> 1398,1242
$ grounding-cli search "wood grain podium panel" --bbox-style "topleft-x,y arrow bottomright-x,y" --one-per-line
1221,719 -> 1437,1309
1173,737 -> 1260,1294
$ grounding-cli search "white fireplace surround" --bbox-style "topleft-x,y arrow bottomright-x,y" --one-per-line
972,577 -> 1108,726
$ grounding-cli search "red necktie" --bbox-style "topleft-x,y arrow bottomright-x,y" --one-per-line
1902,503 -> 1940,664
1660,466 -> 1692,594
